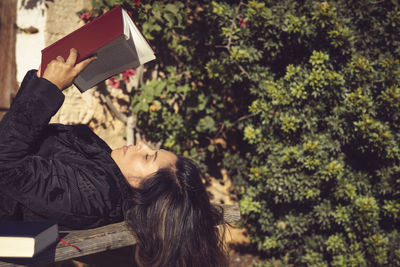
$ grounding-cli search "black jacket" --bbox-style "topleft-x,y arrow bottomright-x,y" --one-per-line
0,70 -> 131,230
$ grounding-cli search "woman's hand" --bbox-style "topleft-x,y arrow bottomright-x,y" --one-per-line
38,48 -> 97,90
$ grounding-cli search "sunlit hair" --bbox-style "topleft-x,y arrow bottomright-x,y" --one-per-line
123,157 -> 228,267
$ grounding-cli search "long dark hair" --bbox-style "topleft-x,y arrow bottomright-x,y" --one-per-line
123,157 -> 228,267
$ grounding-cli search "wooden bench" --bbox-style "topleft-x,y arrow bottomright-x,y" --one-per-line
0,204 -> 240,267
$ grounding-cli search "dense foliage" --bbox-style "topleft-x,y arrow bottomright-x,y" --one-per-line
79,0 -> 400,266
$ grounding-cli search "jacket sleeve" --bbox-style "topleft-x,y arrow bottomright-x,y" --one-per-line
0,70 -> 62,192
0,71 -> 120,228
0,71 -> 65,163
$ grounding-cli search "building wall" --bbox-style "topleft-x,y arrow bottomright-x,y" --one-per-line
45,0 -> 91,47
16,0 -> 46,82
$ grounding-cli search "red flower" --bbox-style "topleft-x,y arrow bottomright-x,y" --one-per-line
127,11 -> 133,18
133,0 -> 140,5
108,77 -> 120,89
80,10 -> 93,23
123,69 -> 136,83
239,17 -> 246,28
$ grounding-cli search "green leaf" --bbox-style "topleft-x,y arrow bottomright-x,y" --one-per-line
196,116 -> 216,133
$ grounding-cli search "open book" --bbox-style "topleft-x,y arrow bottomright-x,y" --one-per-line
41,6 -> 155,92
0,221 -> 58,258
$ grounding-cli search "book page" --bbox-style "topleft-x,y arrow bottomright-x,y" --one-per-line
122,9 -> 155,65
74,35 -> 140,91
0,237 -> 35,257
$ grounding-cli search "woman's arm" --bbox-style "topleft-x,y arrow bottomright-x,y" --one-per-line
0,48 -> 96,163
0,71 -> 65,163
0,50 -> 104,228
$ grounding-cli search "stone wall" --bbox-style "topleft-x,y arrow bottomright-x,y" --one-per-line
44,0 -> 91,46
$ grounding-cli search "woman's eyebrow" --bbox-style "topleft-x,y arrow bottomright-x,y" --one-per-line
153,151 -> 158,162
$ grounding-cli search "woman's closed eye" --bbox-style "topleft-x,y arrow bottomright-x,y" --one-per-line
145,151 -> 158,162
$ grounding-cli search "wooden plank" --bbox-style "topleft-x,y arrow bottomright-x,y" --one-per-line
0,204 -> 240,267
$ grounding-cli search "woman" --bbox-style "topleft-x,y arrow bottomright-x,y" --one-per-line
0,49 -> 228,266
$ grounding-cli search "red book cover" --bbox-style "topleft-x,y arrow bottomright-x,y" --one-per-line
40,6 -> 124,76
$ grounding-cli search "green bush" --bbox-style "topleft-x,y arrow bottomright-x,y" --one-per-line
79,0 -> 400,265
79,0 -> 255,173
236,1 -> 400,266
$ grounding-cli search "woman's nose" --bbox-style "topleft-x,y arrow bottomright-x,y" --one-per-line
136,140 -> 149,150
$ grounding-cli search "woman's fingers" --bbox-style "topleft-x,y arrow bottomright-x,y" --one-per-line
56,56 -> 65,62
75,56 -> 97,74
65,48 -> 78,66
41,48 -> 96,90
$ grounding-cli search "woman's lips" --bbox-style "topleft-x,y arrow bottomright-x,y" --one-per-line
123,145 -> 128,155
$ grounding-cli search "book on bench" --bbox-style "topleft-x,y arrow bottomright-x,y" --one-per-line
0,221 -> 58,258
40,6 -> 155,92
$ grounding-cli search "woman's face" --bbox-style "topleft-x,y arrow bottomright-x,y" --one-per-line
111,140 -> 178,188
